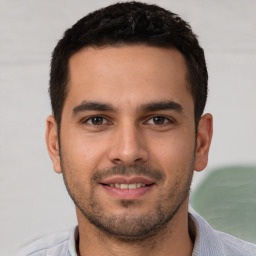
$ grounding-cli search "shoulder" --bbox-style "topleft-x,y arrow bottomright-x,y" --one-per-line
189,207 -> 256,256
15,230 -> 71,256
215,230 -> 256,256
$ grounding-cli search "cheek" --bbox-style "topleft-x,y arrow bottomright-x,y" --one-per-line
60,129 -> 109,175
148,131 -> 195,170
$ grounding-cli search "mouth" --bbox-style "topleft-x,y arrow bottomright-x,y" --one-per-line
99,176 -> 155,200
101,183 -> 152,189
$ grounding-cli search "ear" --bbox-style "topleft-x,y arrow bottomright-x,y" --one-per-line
194,113 -> 213,172
45,115 -> 62,173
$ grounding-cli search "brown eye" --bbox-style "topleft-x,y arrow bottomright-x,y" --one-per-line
145,116 -> 174,126
86,116 -> 107,125
152,116 -> 166,125
92,117 -> 103,125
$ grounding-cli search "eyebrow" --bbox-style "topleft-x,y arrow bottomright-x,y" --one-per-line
73,101 -> 115,115
140,101 -> 183,113
72,100 -> 183,116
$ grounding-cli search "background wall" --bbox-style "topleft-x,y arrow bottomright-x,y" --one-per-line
0,0 -> 255,255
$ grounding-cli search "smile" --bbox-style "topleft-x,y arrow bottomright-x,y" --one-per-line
107,183 -> 147,189
99,176 -> 156,199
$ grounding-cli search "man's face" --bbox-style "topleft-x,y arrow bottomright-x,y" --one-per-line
46,45 -> 212,239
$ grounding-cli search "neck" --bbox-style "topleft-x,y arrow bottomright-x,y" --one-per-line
76,200 -> 193,256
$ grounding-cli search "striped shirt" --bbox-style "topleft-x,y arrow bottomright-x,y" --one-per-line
17,209 -> 256,256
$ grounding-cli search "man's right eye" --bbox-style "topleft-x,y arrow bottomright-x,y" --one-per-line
84,116 -> 108,125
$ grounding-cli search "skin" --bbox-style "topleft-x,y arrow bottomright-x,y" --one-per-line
46,45 -> 213,256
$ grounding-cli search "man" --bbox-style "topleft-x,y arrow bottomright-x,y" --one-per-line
19,1 -> 256,255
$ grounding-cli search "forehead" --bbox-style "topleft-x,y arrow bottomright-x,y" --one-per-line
65,45 -> 193,112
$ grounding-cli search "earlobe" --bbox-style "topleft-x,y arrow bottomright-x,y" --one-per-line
194,113 -> 213,172
45,115 -> 62,173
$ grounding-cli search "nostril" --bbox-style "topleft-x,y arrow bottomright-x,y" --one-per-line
108,143 -> 149,165
112,158 -> 123,164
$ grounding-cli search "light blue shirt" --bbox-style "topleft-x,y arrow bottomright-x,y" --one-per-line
16,209 -> 256,256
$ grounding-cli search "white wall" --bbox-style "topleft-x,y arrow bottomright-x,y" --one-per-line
0,1 -> 255,255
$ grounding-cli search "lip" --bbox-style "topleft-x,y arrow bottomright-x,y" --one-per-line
100,176 -> 155,185
99,176 -> 155,200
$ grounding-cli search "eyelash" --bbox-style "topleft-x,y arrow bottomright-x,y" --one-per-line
145,116 -> 174,126
82,115 -> 175,127
82,116 -> 110,126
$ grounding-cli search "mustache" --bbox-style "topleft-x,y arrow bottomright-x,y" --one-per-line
91,165 -> 165,183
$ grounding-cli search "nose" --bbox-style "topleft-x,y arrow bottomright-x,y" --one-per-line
108,122 -> 149,166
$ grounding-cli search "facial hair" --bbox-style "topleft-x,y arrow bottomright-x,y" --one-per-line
61,158 -> 194,241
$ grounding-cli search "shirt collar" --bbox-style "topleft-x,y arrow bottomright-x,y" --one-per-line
189,207 -> 225,256
68,226 -> 79,256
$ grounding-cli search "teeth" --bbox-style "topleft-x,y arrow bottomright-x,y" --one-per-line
120,184 -> 129,189
109,183 -> 147,189
128,183 -> 136,189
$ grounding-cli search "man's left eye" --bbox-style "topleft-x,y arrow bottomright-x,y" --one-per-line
147,116 -> 171,125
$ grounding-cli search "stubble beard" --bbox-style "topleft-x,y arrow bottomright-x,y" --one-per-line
61,155 -> 194,242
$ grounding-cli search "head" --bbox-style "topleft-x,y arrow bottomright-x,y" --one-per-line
46,1 -> 212,242
49,1 -> 208,131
